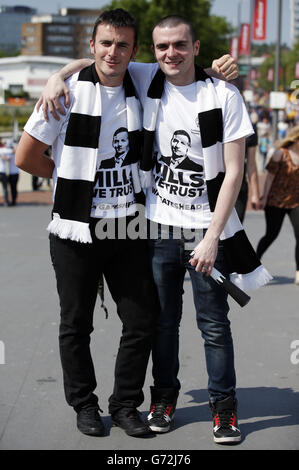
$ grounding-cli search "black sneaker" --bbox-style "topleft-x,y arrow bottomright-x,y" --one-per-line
146,387 -> 178,433
209,396 -> 241,444
111,408 -> 152,437
77,405 -> 105,436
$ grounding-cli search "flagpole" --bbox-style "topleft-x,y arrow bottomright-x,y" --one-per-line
248,0 -> 254,90
272,0 -> 282,142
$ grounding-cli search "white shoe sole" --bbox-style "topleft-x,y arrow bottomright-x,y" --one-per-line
148,423 -> 171,433
214,435 -> 241,444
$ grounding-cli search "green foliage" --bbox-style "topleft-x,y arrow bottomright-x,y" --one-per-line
0,105 -> 33,131
0,49 -> 20,58
251,42 -> 275,57
256,44 -> 294,92
5,89 -> 30,99
284,39 -> 299,87
104,0 -> 232,67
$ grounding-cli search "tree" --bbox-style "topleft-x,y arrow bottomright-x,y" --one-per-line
284,39 -> 299,87
106,0 -> 232,66
256,44 -> 292,92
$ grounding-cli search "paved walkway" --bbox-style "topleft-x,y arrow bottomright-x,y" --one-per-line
0,195 -> 298,452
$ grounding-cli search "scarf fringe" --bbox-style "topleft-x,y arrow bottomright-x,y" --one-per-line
47,216 -> 92,244
230,265 -> 273,293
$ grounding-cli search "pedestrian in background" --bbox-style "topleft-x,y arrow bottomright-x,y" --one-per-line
6,139 -> 19,206
0,137 -> 9,207
257,125 -> 299,285
259,132 -> 271,170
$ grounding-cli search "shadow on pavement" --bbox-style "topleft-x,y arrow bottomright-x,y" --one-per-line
268,276 -> 295,285
174,387 -> 299,438
1,202 -> 51,207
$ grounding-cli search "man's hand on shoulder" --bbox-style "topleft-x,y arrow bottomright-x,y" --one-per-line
36,58 -> 93,122
36,72 -> 70,122
210,54 -> 239,81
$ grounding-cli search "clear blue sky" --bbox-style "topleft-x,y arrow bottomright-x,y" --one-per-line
2,0 -> 291,46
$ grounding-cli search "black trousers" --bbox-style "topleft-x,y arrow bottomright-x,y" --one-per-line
0,172 -> 8,205
257,205 -> 299,270
49,220 -> 158,415
8,173 -> 19,204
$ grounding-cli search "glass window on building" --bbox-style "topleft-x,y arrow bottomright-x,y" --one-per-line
48,45 -> 73,54
47,25 -> 73,34
47,35 -> 73,43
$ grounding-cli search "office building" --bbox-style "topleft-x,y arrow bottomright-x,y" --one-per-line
0,5 -> 36,53
290,0 -> 299,45
21,8 -> 102,59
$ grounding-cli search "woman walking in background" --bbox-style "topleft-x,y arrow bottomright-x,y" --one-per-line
257,126 -> 299,285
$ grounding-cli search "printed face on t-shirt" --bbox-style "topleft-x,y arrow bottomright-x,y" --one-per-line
113,128 -> 129,158
171,131 -> 191,161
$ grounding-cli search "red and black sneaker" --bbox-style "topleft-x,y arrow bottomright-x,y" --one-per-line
146,387 -> 178,433
209,396 -> 241,444
147,402 -> 175,432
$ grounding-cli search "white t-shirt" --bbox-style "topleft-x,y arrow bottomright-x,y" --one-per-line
257,120 -> 271,137
128,62 -> 253,228
3,147 -> 19,175
0,146 -> 17,173
24,74 -> 136,219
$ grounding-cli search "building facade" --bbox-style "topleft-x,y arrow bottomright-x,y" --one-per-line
21,8 -> 102,59
290,0 -> 299,46
0,55 -> 71,99
0,5 -> 36,53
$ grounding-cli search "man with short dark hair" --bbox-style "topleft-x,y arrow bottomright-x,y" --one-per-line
16,8 -> 159,438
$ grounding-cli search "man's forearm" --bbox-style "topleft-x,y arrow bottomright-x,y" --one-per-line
247,146 -> 260,203
57,58 -> 93,80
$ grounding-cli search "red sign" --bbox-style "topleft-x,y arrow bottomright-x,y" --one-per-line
27,78 -> 48,86
230,37 -> 239,61
253,0 -> 267,41
239,23 -> 250,55
296,62 -> 299,79
8,97 -> 26,106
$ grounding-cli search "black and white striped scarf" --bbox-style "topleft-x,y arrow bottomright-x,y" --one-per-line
47,63 -> 142,243
140,65 -> 272,292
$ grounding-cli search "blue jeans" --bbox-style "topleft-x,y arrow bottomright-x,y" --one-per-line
148,227 -> 236,402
